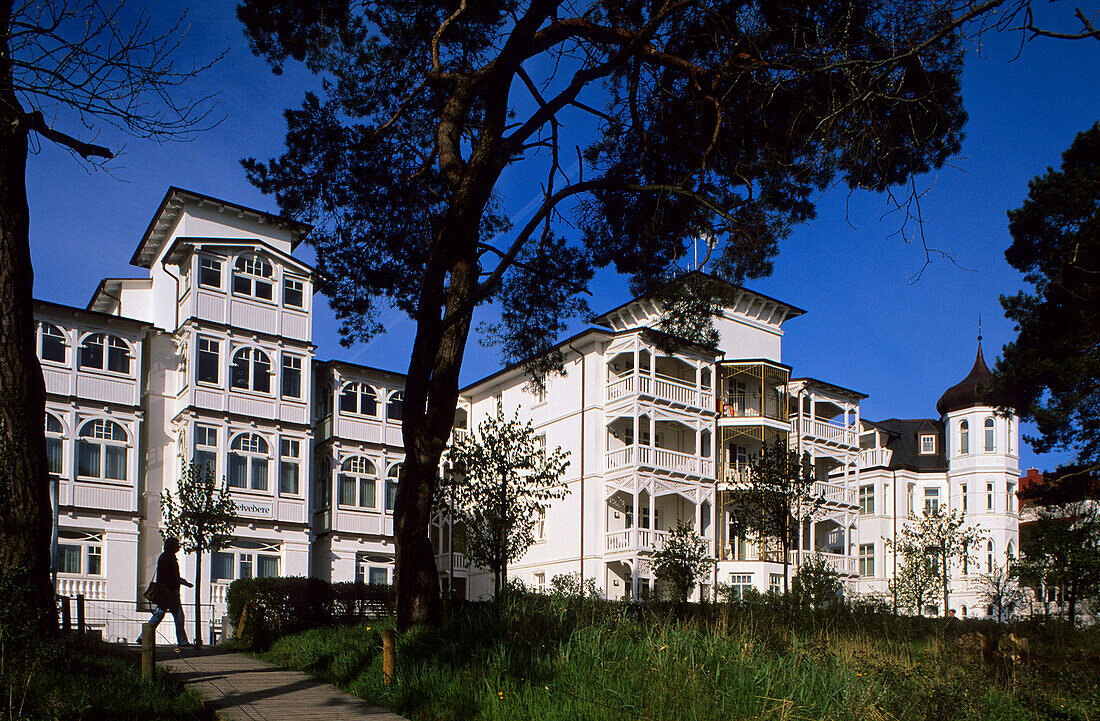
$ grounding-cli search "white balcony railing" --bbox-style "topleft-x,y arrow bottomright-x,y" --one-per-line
720,550 -> 858,576
606,372 -> 704,409
435,552 -> 470,570
56,576 -> 107,600
795,418 -> 859,448
605,528 -> 715,557
211,581 -> 231,607
605,445 -> 714,478
812,480 -> 858,507
859,448 -> 894,468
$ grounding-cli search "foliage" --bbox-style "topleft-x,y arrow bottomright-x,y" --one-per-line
651,520 -> 712,602
261,596 -> 1100,721
888,507 -> 985,615
547,573 -> 602,600
727,438 -> 819,594
989,122 -> 1100,468
975,564 -> 1025,622
1012,499 -> 1100,623
792,554 -> 842,610
441,413 -> 569,599
161,461 -> 238,557
238,0 -> 1003,629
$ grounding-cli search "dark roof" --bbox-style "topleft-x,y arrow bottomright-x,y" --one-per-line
936,342 -> 999,417
314,358 -> 407,383
869,418 -> 948,472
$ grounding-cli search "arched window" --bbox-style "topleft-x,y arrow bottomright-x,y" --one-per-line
1007,418 -> 1013,454
385,463 -> 402,511
339,383 -> 378,416
39,323 -> 66,363
338,456 -> 378,508
45,413 -> 64,476
78,334 -> 131,374
959,420 -> 969,455
386,391 -> 404,423
984,417 -> 995,452
77,419 -> 127,481
1006,541 -> 1015,561
231,347 -> 271,393
232,254 -> 274,300
229,433 -> 269,491
987,540 -> 995,573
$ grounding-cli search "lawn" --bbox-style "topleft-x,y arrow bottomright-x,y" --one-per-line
258,596 -> 1100,721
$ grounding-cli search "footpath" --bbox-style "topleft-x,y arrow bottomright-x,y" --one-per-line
159,648 -> 407,721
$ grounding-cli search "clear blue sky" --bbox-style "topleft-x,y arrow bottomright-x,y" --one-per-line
25,4 -> 1100,474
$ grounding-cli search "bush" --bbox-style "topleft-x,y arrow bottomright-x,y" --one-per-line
791,554 -> 842,609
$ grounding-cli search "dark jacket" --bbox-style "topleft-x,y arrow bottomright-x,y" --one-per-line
156,550 -> 184,604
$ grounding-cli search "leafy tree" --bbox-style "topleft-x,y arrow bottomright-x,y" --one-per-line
890,548 -> 941,615
162,461 -> 238,646
0,0 -> 216,633
792,553 -> 842,609
989,122 -> 1100,473
974,563 -> 1024,622
235,0 -> 1055,628
887,507 -> 984,616
651,519 -> 711,602
442,412 -> 569,601
727,438 -> 819,594
1012,499 -> 1100,623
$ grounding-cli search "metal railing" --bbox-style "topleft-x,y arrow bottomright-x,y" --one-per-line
719,392 -> 785,421
56,595 -> 218,645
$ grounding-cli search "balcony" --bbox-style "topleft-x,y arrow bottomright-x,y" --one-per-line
435,552 -> 471,571
718,392 -> 785,422
605,445 -> 714,479
56,576 -> 108,600
794,418 -> 859,448
812,480 -> 857,507
606,372 -> 708,411
605,528 -> 715,557
719,549 -> 858,576
859,448 -> 894,469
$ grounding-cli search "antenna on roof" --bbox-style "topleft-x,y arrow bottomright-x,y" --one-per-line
978,313 -> 982,345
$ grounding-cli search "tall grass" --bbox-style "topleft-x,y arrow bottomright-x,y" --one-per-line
261,596 -> 1100,721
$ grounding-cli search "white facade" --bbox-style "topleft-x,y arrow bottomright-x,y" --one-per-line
37,188 -> 1020,636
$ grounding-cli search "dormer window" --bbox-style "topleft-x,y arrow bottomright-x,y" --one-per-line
233,255 -> 274,301
919,434 -> 935,454
199,257 -> 222,289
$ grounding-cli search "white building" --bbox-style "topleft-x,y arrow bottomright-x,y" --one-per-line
38,188 -> 1021,639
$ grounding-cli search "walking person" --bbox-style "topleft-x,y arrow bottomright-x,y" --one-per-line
139,537 -> 193,650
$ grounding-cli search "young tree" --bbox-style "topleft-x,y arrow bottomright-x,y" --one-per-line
442,412 -> 569,601
162,461 -> 238,646
0,0 -> 216,632
792,553 -> 842,610
888,507 -> 984,615
974,563 -> 1024,622
1013,499 -> 1100,623
727,438 -> 819,594
651,519 -> 711,602
988,122 -> 1100,473
890,548 -> 941,615
236,0 -> 1062,629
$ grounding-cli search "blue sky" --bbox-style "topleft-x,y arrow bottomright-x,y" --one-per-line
24,4 -> 1100,473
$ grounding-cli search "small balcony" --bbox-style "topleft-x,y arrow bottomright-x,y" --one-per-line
605,445 -> 714,479
719,467 -> 855,507
605,528 -> 715,558
859,448 -> 893,469
794,418 -> 859,449
606,372 -> 710,411
720,549 -> 858,577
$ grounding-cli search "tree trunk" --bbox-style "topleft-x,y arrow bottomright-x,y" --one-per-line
942,544 -> 949,616
194,550 -> 202,646
0,3 -> 55,637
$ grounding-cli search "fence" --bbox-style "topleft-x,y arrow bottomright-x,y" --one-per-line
56,595 -> 218,645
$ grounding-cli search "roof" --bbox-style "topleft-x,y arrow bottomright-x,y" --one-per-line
130,187 -> 312,269
162,236 -> 315,275
788,376 -> 868,401
315,358 -> 408,383
459,326 -> 614,395
936,342 -> 1002,417
35,298 -> 153,331
866,418 -> 948,472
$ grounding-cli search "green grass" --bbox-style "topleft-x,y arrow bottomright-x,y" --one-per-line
259,597 -> 1100,721
0,637 -> 210,720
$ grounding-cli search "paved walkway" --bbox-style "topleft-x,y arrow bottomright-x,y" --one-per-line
159,648 -> 406,721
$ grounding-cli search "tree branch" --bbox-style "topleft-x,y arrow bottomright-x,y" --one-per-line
24,110 -> 112,159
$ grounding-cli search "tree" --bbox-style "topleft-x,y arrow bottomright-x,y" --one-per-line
236,0 -> 1055,628
651,519 -> 711,602
442,412 -> 569,601
162,461 -> 238,646
890,548 -> 941,615
727,438 -> 819,595
792,553 -> 842,609
887,507 -> 984,615
0,0 -> 216,633
1012,499 -> 1100,623
988,122 -> 1100,473
974,563 -> 1024,621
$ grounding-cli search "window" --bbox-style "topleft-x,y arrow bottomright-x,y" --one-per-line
231,347 -> 271,393
907,483 -> 915,515
199,257 -> 222,288
314,457 -> 332,511
77,419 -> 127,481
728,574 -> 753,600
56,531 -> 103,576
961,484 -> 968,513
232,255 -> 274,300
197,336 -> 220,384
924,487 -> 940,515
338,456 -> 377,508
194,425 -> 218,477
212,540 -> 280,581
962,543 -> 969,574
535,572 -> 546,593
45,413 -> 64,476
984,417 -> 995,452
385,464 -> 401,512
535,508 -> 546,541
339,383 -> 378,416
769,573 -> 783,594
283,277 -> 304,308
1007,482 -> 1016,513
1007,541 -> 1015,562
386,391 -> 404,423
354,555 -> 393,585
228,433 -> 269,491
535,433 -> 547,459
40,324 -> 66,363
959,420 -> 969,454
987,540 -> 994,573
859,544 -> 875,577
282,355 -> 302,399
919,434 -> 935,454
1008,418 -> 1013,454
859,485 -> 874,515
280,439 -> 301,495
78,334 -> 131,374
987,482 -> 994,511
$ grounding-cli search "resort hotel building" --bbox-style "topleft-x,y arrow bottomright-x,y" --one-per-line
39,188 -> 1021,640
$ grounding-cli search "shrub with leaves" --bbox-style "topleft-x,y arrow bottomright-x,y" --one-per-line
792,554 -> 842,609
652,520 -> 712,602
